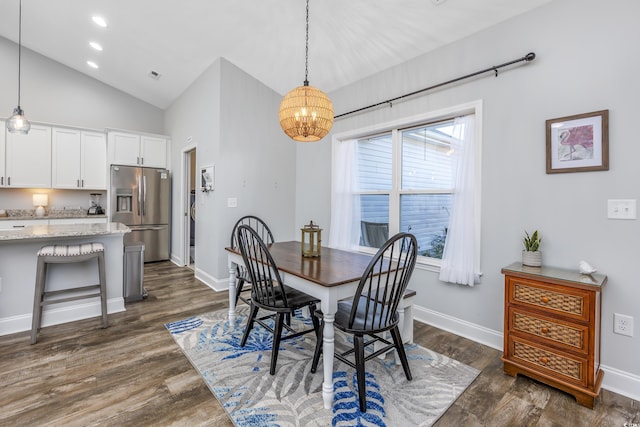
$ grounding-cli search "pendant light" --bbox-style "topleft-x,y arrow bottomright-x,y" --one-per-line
278,0 -> 333,142
7,0 -> 31,134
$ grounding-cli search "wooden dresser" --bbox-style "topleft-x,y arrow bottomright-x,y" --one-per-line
501,263 -> 607,408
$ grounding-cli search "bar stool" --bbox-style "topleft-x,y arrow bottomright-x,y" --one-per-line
31,242 -> 108,344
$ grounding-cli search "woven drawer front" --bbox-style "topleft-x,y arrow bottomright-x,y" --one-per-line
513,312 -> 584,350
514,283 -> 584,316
513,341 -> 583,382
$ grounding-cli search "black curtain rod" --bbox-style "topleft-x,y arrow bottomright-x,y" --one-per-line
334,52 -> 536,119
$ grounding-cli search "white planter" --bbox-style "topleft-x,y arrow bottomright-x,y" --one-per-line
522,250 -> 542,267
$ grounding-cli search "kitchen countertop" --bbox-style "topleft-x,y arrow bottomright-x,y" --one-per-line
0,209 -> 107,221
0,222 -> 130,241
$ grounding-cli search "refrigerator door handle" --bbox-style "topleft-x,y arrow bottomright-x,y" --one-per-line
137,175 -> 142,216
142,175 -> 147,216
128,225 -> 167,231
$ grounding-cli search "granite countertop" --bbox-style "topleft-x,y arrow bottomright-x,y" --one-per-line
0,222 -> 130,241
0,209 -> 107,221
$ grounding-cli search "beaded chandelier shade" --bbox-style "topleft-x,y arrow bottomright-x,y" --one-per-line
278,0 -> 333,142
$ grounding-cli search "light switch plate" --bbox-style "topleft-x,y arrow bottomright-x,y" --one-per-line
607,199 -> 637,220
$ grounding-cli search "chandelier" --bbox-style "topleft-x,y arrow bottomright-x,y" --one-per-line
278,0 -> 333,142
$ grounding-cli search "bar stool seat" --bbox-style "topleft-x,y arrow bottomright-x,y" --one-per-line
31,242 -> 108,344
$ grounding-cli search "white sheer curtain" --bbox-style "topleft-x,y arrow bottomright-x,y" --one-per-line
439,114 -> 479,286
328,139 -> 361,250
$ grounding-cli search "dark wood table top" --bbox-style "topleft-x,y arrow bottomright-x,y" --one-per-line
226,241 -> 373,287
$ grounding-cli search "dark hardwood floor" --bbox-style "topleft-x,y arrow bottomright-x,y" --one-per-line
0,261 -> 638,426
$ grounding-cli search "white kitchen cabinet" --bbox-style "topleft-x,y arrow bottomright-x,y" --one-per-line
52,128 -> 107,189
0,120 -> 5,187
5,125 -> 52,188
140,135 -> 168,168
109,131 -> 168,168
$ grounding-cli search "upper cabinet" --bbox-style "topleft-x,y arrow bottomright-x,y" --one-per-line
140,135 -> 168,169
109,131 -> 168,169
52,128 -> 107,190
5,125 -> 52,188
0,121 -> 5,187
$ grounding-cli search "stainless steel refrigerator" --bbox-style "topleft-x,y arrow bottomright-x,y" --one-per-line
110,165 -> 171,262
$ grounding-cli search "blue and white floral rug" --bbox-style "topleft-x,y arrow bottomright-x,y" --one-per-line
166,306 -> 479,427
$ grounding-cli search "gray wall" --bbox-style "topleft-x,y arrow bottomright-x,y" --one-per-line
165,58 -> 296,284
296,0 -> 640,382
0,36 -> 164,133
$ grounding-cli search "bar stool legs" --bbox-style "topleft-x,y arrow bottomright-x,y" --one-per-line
31,243 -> 109,344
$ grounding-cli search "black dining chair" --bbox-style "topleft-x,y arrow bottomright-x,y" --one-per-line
311,232 -> 418,412
230,215 -> 275,306
236,224 -> 321,375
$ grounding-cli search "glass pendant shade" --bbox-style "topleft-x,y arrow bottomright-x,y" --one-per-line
279,84 -> 334,142
7,106 -> 31,134
8,0 -> 30,135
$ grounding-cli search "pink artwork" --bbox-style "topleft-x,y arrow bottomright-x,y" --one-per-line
558,125 -> 594,161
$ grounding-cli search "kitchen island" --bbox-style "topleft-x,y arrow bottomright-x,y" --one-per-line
0,223 -> 130,336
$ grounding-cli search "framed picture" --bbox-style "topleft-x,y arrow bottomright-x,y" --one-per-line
200,165 -> 214,192
546,110 -> 609,174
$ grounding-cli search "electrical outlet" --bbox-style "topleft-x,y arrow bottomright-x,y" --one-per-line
614,313 -> 634,337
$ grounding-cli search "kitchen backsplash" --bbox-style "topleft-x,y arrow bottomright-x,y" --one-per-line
1,208 -> 104,219
0,188 -> 105,212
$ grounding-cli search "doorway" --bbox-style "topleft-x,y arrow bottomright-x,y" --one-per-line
182,145 -> 197,269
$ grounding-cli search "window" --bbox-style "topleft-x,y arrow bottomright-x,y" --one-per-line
357,120 -> 455,259
329,101 -> 481,283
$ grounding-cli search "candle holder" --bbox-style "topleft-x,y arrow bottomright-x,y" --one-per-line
301,221 -> 322,257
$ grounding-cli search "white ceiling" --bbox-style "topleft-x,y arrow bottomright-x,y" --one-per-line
0,0 -> 552,110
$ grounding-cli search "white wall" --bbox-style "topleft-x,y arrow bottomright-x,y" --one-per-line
295,0 -> 640,395
165,58 -> 296,285
0,37 -> 164,133
0,36 -> 164,211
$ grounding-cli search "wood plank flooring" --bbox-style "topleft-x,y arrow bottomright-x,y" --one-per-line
1,261 -> 638,426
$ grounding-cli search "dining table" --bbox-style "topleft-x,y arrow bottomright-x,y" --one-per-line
225,240 -> 374,410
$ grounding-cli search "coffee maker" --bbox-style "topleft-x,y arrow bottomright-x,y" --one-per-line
88,193 -> 105,215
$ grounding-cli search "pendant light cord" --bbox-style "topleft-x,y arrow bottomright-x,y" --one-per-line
303,0 -> 309,86
17,0 -> 23,107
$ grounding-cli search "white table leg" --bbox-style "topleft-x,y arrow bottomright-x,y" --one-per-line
228,264 -> 237,326
322,311 -> 335,409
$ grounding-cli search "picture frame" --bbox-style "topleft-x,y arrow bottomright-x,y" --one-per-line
200,165 -> 214,192
546,110 -> 609,174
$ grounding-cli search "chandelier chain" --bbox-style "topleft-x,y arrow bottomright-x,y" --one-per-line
304,0 -> 309,85
18,0 -> 23,106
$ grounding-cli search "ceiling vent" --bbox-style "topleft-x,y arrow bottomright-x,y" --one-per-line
148,70 -> 161,80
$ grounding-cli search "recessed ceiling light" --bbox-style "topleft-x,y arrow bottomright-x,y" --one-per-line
92,16 -> 107,28
87,61 -> 99,69
89,41 -> 103,51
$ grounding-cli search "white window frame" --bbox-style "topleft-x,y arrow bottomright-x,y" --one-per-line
331,100 -> 483,271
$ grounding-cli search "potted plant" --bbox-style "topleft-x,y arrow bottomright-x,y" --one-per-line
522,230 -> 542,267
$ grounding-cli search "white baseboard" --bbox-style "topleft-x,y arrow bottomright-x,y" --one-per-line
0,298 -> 125,337
194,269 -> 228,292
414,305 -> 503,351
599,364 -> 640,402
413,304 -> 640,402
170,254 -> 183,266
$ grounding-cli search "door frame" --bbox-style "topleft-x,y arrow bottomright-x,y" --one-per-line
181,142 -> 196,267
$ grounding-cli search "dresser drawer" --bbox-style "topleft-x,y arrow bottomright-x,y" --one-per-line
509,307 -> 588,353
507,277 -> 591,322
507,336 -> 587,387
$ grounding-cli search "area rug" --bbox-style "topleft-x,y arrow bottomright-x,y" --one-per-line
166,306 -> 479,427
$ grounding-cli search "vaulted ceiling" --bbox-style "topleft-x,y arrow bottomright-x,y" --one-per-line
0,0 -> 552,109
